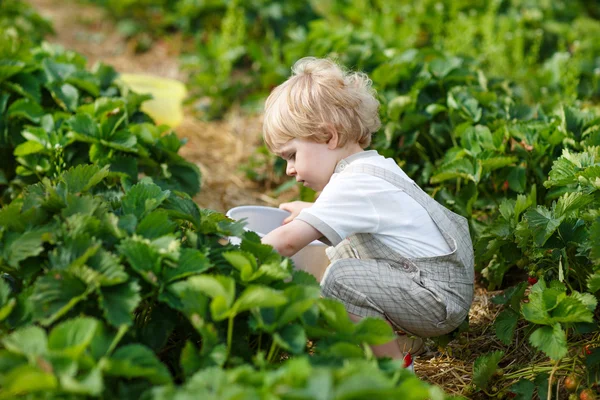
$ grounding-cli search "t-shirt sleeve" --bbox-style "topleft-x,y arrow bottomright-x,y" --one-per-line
295,173 -> 379,246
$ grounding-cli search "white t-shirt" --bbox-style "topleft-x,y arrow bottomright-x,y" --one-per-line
296,151 -> 451,258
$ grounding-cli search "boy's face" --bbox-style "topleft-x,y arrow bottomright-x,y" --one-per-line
278,138 -> 338,192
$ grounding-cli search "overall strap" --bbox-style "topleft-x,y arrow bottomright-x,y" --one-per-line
342,163 -> 474,281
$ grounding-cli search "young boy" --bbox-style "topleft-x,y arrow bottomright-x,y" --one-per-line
261,57 -> 474,361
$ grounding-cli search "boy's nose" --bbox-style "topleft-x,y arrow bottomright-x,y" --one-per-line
286,163 -> 296,176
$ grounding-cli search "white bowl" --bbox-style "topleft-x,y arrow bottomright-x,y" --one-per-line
226,205 -> 329,281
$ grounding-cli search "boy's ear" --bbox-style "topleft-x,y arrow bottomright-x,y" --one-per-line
325,125 -> 339,150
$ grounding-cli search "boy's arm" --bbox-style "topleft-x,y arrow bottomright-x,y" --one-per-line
261,219 -> 322,257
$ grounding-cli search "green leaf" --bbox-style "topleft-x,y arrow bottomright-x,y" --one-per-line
353,318 -> 396,345
184,275 -> 235,321
49,233 -> 101,271
1,364 -> 58,396
473,351 -> 504,390
86,249 -> 128,286
46,82 -> 79,111
118,237 -> 161,286
507,166 -> 526,193
14,141 -> 46,157
223,251 -> 257,281
121,182 -> 170,219
60,164 -> 109,193
136,210 -> 177,239
7,98 -> 44,123
0,60 -> 26,83
317,298 -> 355,334
430,158 -> 480,184
98,280 -> 141,327
494,309 -> 519,345
180,341 -> 202,378
273,324 -> 307,354
48,317 -> 99,358
31,273 -> 90,326
105,344 -> 172,384
162,192 -> 201,230
232,285 -> 287,314
163,248 -> 212,283
2,326 -> 48,359
529,324 -> 567,360
550,296 -> 595,324
2,230 -> 47,269
524,207 -> 563,246
68,113 -> 101,139
0,279 -> 16,322
587,272 -> 600,293
508,379 -> 536,400
59,366 -> 103,396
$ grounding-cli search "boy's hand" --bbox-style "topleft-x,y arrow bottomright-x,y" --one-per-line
279,201 -> 314,224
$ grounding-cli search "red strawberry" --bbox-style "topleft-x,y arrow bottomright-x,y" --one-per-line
528,277 -> 538,285
403,352 -> 413,368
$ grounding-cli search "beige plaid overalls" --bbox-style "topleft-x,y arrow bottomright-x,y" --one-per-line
320,162 -> 475,337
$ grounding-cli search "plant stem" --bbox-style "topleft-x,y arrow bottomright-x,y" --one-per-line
227,316 -> 234,361
267,340 -> 278,363
547,359 -> 561,400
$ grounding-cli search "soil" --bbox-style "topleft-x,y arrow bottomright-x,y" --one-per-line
27,0 -> 275,213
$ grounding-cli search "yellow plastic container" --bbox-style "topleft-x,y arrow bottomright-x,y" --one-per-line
119,73 -> 187,128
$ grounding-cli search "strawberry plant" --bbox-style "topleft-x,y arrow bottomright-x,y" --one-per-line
0,163 -> 450,398
0,41 -> 201,204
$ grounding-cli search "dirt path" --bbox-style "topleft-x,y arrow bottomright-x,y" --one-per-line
27,0 -> 274,213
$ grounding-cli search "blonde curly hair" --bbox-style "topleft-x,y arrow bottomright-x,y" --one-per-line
263,57 -> 381,153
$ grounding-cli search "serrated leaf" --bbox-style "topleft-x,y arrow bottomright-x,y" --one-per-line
105,344 -> 172,384
162,192 -> 201,230
180,341 -> 202,378
14,141 -> 46,156
121,182 -> 170,219
223,251 -> 257,281
7,98 -> 44,123
136,210 -> 176,239
163,248 -> 212,283
529,324 -> 567,360
1,364 -> 58,396
86,249 -> 128,286
273,324 -> 307,354
2,326 -> 48,359
317,298 -> 355,334
353,318 -> 396,345
99,280 -> 141,327
232,285 -> 287,316
2,230 -> 47,269
588,273 -> 600,293
524,207 -> 563,246
0,60 -> 26,83
118,237 -> 161,286
60,164 -> 109,193
508,379 -> 536,400
46,82 -> 79,111
48,317 -> 99,358
68,113 -> 101,139
59,366 -> 103,396
550,296 -> 595,324
49,233 -> 101,271
431,158 -> 480,184
473,351 -> 504,389
184,275 -> 235,321
30,273 -> 90,326
494,309 -> 519,345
